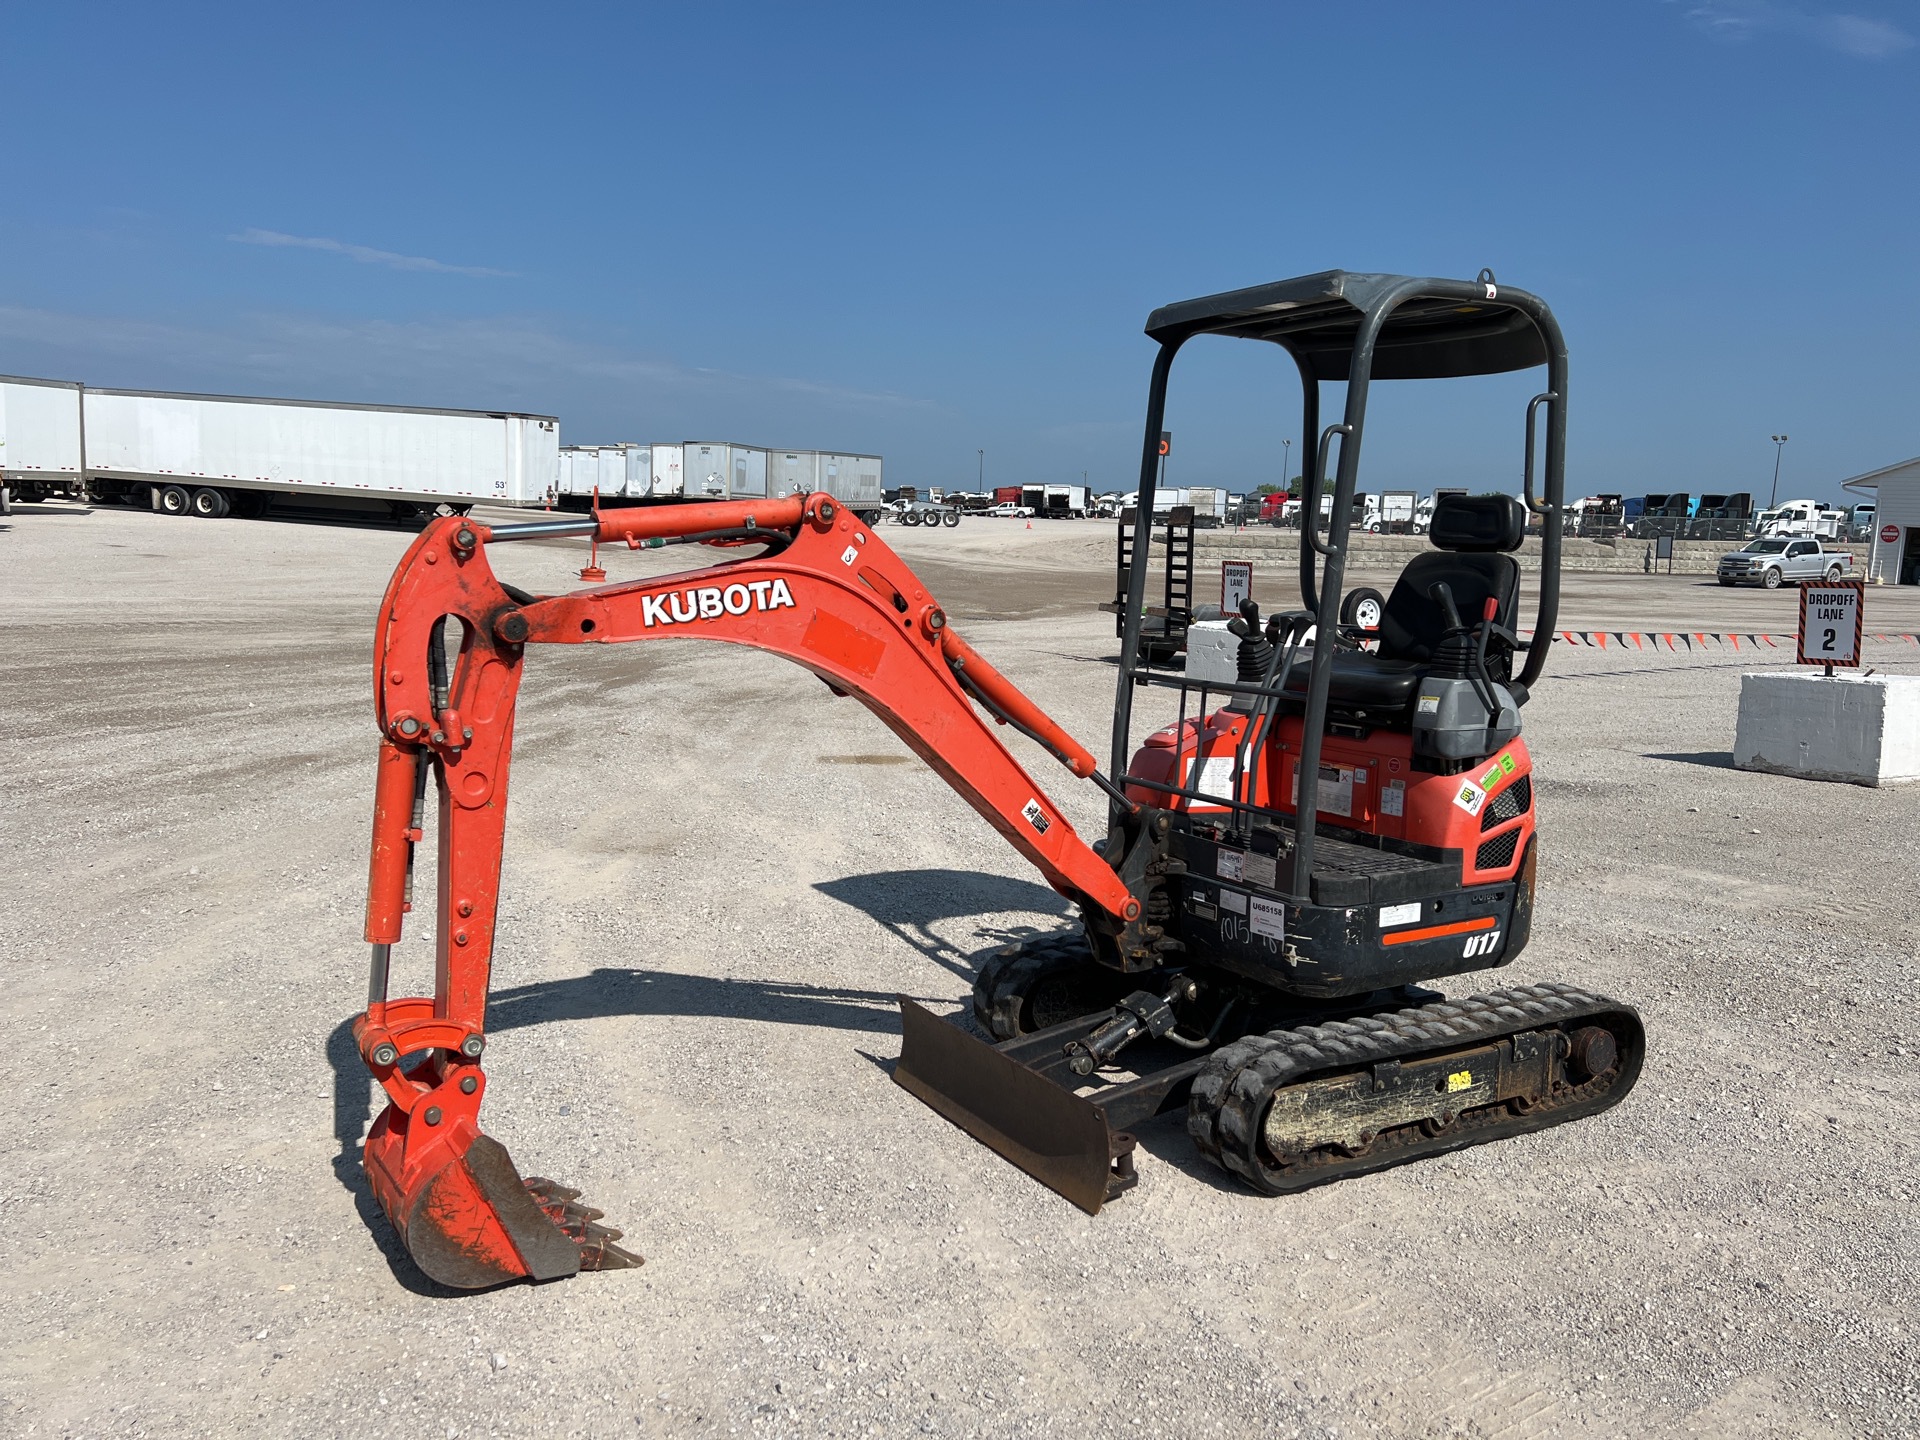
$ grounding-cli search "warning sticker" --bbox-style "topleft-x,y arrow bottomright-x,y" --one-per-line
1417,694 -> 1441,715
1192,754 -> 1238,802
1476,750 -> 1519,796
1215,848 -> 1244,881
1453,779 -> 1488,817
1243,852 -> 1277,889
1381,779 -> 1405,818
1249,895 -> 1285,941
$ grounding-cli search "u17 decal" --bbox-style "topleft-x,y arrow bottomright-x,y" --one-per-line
1462,929 -> 1502,958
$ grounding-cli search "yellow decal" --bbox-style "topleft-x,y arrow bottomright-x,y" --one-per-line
1445,1070 -> 1473,1093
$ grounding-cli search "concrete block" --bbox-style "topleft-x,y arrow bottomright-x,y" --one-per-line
1733,671 -> 1920,786
1184,619 -> 1321,688
1184,620 -> 1241,687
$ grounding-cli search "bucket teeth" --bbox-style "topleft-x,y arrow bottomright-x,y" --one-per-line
524,1177 -> 644,1271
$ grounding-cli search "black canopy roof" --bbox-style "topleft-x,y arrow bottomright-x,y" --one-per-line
1143,270 -> 1550,381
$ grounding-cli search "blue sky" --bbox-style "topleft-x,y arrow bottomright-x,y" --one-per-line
2,2 -> 1914,501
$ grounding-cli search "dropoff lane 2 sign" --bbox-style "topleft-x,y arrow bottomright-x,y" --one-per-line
1799,580 -> 1864,667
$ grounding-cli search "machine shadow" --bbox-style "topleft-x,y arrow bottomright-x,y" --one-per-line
812,867 -> 1076,981
328,868 -> 1081,1285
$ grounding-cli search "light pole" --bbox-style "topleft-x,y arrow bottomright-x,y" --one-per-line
1282,437 -> 1292,491
1769,434 -> 1789,509
978,449 -> 984,492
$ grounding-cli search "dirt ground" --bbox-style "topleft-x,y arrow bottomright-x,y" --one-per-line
2,503 -> 1915,1439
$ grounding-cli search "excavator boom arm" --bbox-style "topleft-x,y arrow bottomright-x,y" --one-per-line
353,496 -> 1139,1287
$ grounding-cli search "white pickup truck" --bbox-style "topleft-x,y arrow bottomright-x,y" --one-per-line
1716,537 -> 1853,589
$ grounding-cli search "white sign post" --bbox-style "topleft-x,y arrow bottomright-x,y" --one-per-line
1221,560 -> 1253,615
1798,580 -> 1864,674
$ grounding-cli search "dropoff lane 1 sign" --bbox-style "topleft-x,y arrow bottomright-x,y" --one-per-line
1798,579 -> 1864,667
1221,560 -> 1253,614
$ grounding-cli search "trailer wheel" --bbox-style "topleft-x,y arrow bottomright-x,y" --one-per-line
158,485 -> 191,516
942,508 -> 961,527
1340,586 -> 1387,631
190,487 -> 230,519
903,509 -> 923,526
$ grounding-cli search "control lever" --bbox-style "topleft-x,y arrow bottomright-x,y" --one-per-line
1428,581 -> 1468,635
1429,581 -> 1501,720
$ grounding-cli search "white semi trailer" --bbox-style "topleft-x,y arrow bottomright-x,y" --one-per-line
0,375 -> 86,506
81,387 -> 559,519
558,443 -> 650,504
769,449 -> 884,521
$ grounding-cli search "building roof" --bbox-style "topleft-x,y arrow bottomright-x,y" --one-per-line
1840,456 -> 1920,495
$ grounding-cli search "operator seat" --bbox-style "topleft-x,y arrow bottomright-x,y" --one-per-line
1288,493 -> 1527,715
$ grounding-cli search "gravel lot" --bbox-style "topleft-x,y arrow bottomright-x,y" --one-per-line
2,504 -> 1915,1439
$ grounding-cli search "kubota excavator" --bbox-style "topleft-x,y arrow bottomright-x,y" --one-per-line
353,270 -> 1644,1288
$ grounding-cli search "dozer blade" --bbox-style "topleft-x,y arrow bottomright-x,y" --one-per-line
364,1111 -> 642,1289
894,997 -> 1136,1215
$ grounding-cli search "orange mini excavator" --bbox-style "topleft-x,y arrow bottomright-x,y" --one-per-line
352,270 -> 1643,1288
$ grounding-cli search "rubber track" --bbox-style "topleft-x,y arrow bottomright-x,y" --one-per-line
971,931 -> 1096,1039
1187,981 -> 1639,1193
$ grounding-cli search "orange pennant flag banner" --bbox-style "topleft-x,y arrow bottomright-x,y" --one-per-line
1663,632 -> 1676,649
1595,632 -> 1608,649
1632,633 -> 1644,650
1731,635 -> 1741,650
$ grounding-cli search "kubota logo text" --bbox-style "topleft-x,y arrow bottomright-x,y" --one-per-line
641,579 -> 798,627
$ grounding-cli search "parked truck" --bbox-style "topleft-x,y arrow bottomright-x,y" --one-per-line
1365,490 -> 1417,533
1041,482 -> 1090,518
1755,498 -> 1846,540
0,375 -> 85,506
79,386 -> 559,519
1716,536 -> 1854,589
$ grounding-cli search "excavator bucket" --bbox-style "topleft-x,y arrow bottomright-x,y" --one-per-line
893,998 -> 1136,1215
362,1104 -> 642,1289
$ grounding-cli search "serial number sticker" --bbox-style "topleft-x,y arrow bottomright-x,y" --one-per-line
1378,902 -> 1421,928
1217,888 -> 1248,915
1249,895 -> 1286,941
1243,852 -> 1278,889
1216,849 -> 1245,881
1445,1070 -> 1474,1093
1381,779 -> 1405,818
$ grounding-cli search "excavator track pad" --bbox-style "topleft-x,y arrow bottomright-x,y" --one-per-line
1189,982 -> 1643,1193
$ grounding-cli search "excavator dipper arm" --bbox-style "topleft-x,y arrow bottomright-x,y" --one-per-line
355,495 -> 1142,1287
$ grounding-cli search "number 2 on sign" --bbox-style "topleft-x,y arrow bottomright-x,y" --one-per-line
1823,628 -> 1836,652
